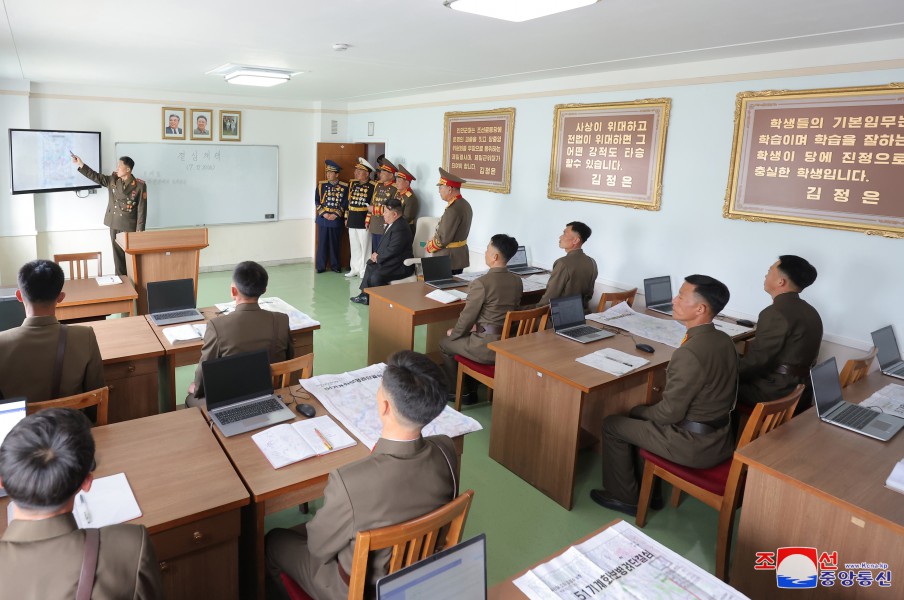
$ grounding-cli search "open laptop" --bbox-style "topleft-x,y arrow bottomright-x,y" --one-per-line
147,278 -> 204,326
643,276 -> 674,316
871,325 -> 904,381
0,397 -> 27,498
811,357 -> 903,441
202,349 -> 295,437
0,297 -> 26,332
422,256 -> 463,290
507,246 -> 546,276
376,534 -> 487,600
550,295 -> 615,344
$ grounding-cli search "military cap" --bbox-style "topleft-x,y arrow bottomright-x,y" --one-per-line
436,167 -> 465,188
324,160 -> 341,173
380,159 -> 397,175
354,157 -> 375,173
395,164 -> 416,182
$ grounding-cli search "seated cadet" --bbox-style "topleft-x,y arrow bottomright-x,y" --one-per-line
350,198 -> 414,306
591,275 -> 737,516
535,221 -> 598,311
738,255 -> 822,407
186,260 -> 292,407
0,260 -> 104,402
265,350 -> 457,600
0,408 -> 163,599
440,234 -> 523,405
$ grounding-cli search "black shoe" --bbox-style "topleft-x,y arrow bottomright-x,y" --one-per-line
447,392 -> 477,406
589,489 -> 638,517
316,269 -> 325,274
350,294 -> 369,305
650,494 -> 664,511
331,268 -> 341,273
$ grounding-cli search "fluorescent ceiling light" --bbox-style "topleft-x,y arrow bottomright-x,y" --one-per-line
207,64 -> 300,87
444,0 -> 598,22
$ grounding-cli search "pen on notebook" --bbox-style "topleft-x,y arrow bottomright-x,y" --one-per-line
606,355 -> 634,368
314,428 -> 333,451
79,495 -> 93,524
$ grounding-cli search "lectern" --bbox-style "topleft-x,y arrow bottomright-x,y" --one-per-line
117,228 -> 209,315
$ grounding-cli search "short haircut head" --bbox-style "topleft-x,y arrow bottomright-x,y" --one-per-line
232,261 -> 268,298
0,409 -> 95,512
684,274 -> 730,316
119,156 -> 134,170
777,255 -> 817,290
566,221 -> 591,244
381,351 -> 448,427
384,198 -> 403,215
490,234 -> 518,263
18,260 -> 65,304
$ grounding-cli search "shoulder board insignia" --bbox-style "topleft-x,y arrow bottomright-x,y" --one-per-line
338,181 -> 349,187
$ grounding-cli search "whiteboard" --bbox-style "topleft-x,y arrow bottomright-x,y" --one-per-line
115,143 -> 278,228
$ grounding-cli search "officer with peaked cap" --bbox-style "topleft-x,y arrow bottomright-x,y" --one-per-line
346,158 -> 377,278
425,168 -> 472,274
315,160 -> 348,273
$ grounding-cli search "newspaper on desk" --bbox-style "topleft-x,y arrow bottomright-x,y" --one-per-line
214,296 -> 320,331
577,348 -> 649,376
711,319 -> 754,338
300,364 -> 482,450
454,270 -> 488,282
514,520 -> 748,600
587,302 -> 686,348
859,383 -> 904,419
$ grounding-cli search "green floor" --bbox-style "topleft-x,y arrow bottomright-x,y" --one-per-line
180,263 -> 726,587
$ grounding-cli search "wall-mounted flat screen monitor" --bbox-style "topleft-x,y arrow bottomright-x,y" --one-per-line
9,128 -> 102,194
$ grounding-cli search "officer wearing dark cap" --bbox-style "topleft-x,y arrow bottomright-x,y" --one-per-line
425,168 -> 472,274
368,159 -> 399,252
315,160 -> 349,273
395,164 -> 419,236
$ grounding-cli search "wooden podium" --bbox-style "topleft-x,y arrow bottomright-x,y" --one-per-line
117,228 -> 209,315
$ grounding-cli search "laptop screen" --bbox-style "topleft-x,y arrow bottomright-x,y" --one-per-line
810,357 -> 844,415
421,255 -> 453,282
508,246 -> 528,268
377,534 -> 487,600
0,298 -> 26,332
643,276 -> 672,307
550,295 -> 586,330
871,326 -> 902,370
0,397 -> 27,446
202,349 -> 275,410
147,278 -> 196,314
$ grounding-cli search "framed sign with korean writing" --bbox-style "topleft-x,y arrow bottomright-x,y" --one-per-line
442,108 -> 515,194
548,99 -> 670,209
724,83 -> 904,238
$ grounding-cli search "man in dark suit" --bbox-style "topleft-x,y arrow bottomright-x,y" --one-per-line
265,350 -> 457,600
350,198 -> 414,305
591,274 -> 738,516
0,408 -> 163,599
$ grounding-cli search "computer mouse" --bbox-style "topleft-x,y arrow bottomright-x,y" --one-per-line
296,403 -> 316,418
736,319 -> 755,327
635,343 -> 655,354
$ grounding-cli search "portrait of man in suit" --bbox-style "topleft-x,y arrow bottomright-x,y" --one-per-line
166,114 -> 182,134
191,109 -> 213,139
162,107 -> 185,139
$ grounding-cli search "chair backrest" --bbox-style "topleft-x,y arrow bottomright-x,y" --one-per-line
54,252 -> 102,279
412,217 -> 440,259
347,489 -> 474,600
736,384 -> 803,449
501,305 -> 550,340
839,347 -> 877,388
26,386 -> 110,426
271,353 -> 314,389
402,257 -> 423,279
596,287 -> 638,313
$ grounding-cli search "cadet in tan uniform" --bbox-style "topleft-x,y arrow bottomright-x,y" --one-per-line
368,159 -> 399,252
72,154 -> 147,276
425,168 -> 473,274
394,164 -> 419,236
536,221 -> 598,311
345,158 -> 377,278
592,275 -> 737,516
440,234 -> 523,405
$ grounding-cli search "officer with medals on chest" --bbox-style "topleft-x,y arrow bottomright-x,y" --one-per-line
394,164 -> 419,236
346,158 -> 377,278
314,160 -> 349,274
425,168 -> 473,274
368,159 -> 399,252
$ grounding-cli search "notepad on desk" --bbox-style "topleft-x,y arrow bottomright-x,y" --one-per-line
425,289 -> 468,304
252,415 -> 357,469
95,275 -> 122,286
162,323 -> 207,344
576,348 -> 649,376
7,472 -> 141,528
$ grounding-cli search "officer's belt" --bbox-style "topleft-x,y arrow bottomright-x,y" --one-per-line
476,323 -> 502,335
676,416 -> 730,435
773,363 -> 809,379
348,206 -> 369,212
446,240 -> 467,249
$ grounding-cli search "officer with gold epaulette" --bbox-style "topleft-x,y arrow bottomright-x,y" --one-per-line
394,164 -> 419,236
425,168 -> 472,274
72,154 -> 147,276
315,160 -> 349,273
368,159 -> 398,252
346,158 -> 377,278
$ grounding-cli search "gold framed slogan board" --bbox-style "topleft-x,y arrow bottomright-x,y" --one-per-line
442,108 -> 515,194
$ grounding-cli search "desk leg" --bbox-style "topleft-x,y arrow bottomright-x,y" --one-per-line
157,354 -> 177,412
240,502 -> 268,600
367,296 -> 415,364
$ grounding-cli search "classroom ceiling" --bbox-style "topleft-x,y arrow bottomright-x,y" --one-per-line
1,0 -> 903,103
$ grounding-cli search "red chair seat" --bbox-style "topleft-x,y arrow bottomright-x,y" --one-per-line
280,572 -> 315,600
454,355 -> 495,378
639,449 -> 731,496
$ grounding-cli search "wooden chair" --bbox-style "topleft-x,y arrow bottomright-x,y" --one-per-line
26,386 -> 110,426
635,384 -> 804,581
595,287 -> 638,313
54,251 -> 102,279
271,353 -> 314,388
453,306 -> 549,411
839,347 -> 877,388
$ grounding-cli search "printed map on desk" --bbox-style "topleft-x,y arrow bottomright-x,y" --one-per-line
214,296 -> 319,331
514,520 -> 747,599
301,364 -> 482,449
587,302 -> 686,348
860,384 -> 904,419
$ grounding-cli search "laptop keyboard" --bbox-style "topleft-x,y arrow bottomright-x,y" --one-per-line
217,398 -> 283,425
563,325 -> 600,337
888,364 -> 904,375
833,404 -> 879,429
154,309 -> 198,320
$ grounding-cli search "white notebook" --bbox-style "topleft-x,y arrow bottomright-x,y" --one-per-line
886,458 -> 904,495
425,289 -> 468,304
162,323 -> 207,344
252,415 -> 357,469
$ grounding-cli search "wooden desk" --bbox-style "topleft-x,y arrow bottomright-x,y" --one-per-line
58,277 -> 137,321
0,409 -> 250,600
84,316 -> 165,422
731,372 -> 904,597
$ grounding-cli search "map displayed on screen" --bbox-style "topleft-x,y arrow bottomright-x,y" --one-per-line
9,129 -> 102,194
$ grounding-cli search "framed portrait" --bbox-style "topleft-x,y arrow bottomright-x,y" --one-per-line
442,108 -> 516,193
162,107 -> 185,140
724,83 -> 904,238
548,99 -> 671,210
219,110 -> 242,142
190,108 -> 213,140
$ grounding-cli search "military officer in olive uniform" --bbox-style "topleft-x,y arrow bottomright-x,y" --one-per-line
368,160 -> 399,252
425,168 -> 473,274
536,221 -> 599,312
394,164 -> 419,236
315,160 -> 349,274
346,158 -> 377,278
592,275 -> 738,516
72,154 -> 147,276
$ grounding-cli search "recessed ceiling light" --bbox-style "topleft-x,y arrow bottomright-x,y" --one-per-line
332,43 -> 350,51
443,0 -> 598,22
207,64 -> 301,87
